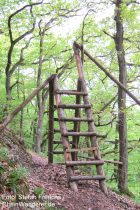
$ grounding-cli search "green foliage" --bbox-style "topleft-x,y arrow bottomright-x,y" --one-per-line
34,187 -> 45,199
0,163 -> 6,175
0,147 -> 9,161
6,166 -> 27,192
0,0 -> 140,204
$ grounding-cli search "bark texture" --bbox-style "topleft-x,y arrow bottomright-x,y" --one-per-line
114,0 -> 128,192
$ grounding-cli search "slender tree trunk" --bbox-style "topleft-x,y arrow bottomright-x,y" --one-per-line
113,137 -> 119,182
114,0 -> 128,192
19,110 -> 23,137
34,24 -> 46,153
35,104 -> 44,153
5,73 -> 12,100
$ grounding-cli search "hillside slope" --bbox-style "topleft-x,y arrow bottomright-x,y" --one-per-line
0,130 -> 139,210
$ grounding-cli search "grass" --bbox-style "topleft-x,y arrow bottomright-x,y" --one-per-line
104,149 -> 140,203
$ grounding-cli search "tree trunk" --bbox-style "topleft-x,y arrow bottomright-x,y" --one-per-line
34,24 -> 46,153
6,73 -> 12,100
114,0 -> 128,192
35,104 -> 44,153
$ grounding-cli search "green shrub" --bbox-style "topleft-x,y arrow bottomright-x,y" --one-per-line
0,163 -> 6,175
0,147 -> 9,161
6,166 -> 27,192
34,187 -> 45,199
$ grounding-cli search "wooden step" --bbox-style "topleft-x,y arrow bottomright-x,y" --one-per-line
66,160 -> 104,166
66,147 -> 96,153
70,175 -> 105,181
53,140 -> 73,144
62,132 -> 96,137
54,129 -> 74,133
52,151 -> 63,154
56,90 -> 87,95
54,117 -> 93,122
54,104 -> 91,109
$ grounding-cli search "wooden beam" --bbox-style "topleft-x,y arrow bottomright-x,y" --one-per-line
55,104 -> 91,109
63,132 -> 96,137
72,78 -> 82,161
104,159 -> 123,165
74,42 -> 140,106
56,90 -> 87,95
0,74 -> 55,132
53,140 -> 73,144
66,160 -> 104,166
66,147 -> 97,153
48,79 -> 54,163
70,175 -> 105,181
53,75 -> 78,192
73,42 -> 108,194
82,156 -> 123,165
52,151 -> 64,154
54,117 -> 93,122
54,129 -> 74,133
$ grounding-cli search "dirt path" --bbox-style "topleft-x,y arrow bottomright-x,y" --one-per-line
0,130 -> 139,210
27,152 -> 140,210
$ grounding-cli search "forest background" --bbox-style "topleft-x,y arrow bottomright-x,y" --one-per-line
0,0 -> 140,203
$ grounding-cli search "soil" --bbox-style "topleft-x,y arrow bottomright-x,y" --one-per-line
0,130 -> 140,210
28,153 -> 140,210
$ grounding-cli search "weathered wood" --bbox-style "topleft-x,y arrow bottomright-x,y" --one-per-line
66,147 -> 97,153
70,175 -> 106,181
48,79 -> 54,163
63,132 -> 96,137
53,151 -> 64,154
73,44 -> 84,80
74,42 -> 140,106
54,104 -> 91,109
114,0 -> 128,193
104,160 -> 123,165
0,74 -> 55,132
54,117 -> 93,122
66,160 -> 104,166
53,140 -> 73,144
73,43 -> 108,194
54,129 -> 74,133
56,90 -> 87,95
53,75 -> 78,192
72,78 -> 82,161
84,156 -> 123,165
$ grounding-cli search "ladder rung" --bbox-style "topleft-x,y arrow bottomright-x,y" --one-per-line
54,104 -> 91,109
53,140 -> 73,144
66,160 -> 104,166
54,129 -> 74,133
54,118 -> 93,122
62,132 -> 96,137
70,175 -> 105,181
52,151 -> 63,154
66,147 -> 97,153
56,90 -> 88,95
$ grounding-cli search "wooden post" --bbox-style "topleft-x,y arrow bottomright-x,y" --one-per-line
73,43 -> 108,194
48,79 -> 54,163
53,75 -> 78,192
72,79 -> 82,161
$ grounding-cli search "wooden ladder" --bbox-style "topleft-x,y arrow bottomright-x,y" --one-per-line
48,43 -> 107,194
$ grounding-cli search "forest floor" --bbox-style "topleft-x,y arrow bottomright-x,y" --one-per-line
0,129 -> 140,210
28,152 -> 140,210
